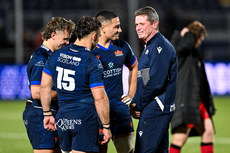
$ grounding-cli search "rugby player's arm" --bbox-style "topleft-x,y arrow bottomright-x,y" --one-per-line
40,72 -> 54,112
128,61 -> 138,99
91,87 -> 112,144
31,85 -> 57,100
91,87 -> 110,126
121,61 -> 138,105
40,72 -> 56,131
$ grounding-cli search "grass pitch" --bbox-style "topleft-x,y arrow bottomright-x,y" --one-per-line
0,96 -> 229,153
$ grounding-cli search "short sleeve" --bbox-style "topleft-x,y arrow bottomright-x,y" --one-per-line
43,60 -> 52,77
89,57 -> 104,89
30,58 -> 46,85
123,41 -> 137,69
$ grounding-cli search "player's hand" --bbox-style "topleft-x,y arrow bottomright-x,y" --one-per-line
101,129 -> 112,145
121,94 -> 132,105
130,103 -> 141,119
43,116 -> 56,131
180,27 -> 189,37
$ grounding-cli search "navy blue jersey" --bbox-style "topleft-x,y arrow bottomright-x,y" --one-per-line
91,40 -> 137,107
27,44 -> 52,88
43,43 -> 104,111
27,44 -> 57,108
132,32 -> 177,113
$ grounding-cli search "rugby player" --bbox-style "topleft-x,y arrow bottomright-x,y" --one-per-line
40,16 -> 112,153
92,11 -> 138,153
23,17 -> 75,153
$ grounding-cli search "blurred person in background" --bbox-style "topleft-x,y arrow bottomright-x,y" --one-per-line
40,16 -> 112,153
92,11 -> 138,153
130,6 -> 177,153
23,17 -> 75,153
169,21 -> 215,153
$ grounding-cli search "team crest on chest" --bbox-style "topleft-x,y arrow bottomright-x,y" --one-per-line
114,50 -> 123,56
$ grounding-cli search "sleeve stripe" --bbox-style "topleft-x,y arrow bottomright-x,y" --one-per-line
42,68 -> 52,77
130,57 -> 137,68
90,82 -> 104,89
90,86 -> 104,90
31,85 -> 41,87
42,71 -> 52,77
31,81 -> 41,85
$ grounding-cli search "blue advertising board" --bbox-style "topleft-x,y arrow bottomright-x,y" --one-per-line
0,62 -> 229,100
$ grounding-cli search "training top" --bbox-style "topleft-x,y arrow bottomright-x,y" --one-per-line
132,32 -> 177,113
27,44 -> 58,109
43,43 -> 104,112
91,40 -> 137,107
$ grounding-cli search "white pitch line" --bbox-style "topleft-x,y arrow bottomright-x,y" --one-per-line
0,132 -> 28,140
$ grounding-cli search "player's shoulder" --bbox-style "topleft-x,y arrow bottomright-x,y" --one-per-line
152,32 -> 175,53
88,51 -> 100,62
52,45 -> 69,56
30,47 -> 48,63
112,39 -> 129,47
91,45 -> 101,56
33,47 -> 46,57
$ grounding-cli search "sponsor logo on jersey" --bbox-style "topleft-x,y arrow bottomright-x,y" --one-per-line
73,56 -> 81,62
103,62 -> 121,78
139,131 -> 143,137
114,50 -> 123,56
57,53 -> 81,66
35,61 -> 45,67
157,46 -> 162,54
108,62 -> 114,69
103,68 -> 122,78
56,118 -> 82,131
23,120 -> 28,126
98,63 -> 103,69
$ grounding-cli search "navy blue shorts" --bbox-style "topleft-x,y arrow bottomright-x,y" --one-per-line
109,104 -> 134,136
55,109 -> 99,152
23,104 -> 58,149
135,106 -> 174,153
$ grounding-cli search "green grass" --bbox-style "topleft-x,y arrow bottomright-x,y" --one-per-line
0,97 -> 229,153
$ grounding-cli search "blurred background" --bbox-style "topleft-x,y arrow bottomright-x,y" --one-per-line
0,1 -> 230,153
0,0 -> 230,99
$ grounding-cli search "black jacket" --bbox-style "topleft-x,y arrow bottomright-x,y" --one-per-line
170,31 -> 215,135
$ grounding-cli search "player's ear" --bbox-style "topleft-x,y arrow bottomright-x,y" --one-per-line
51,31 -> 56,39
101,24 -> 106,34
153,20 -> 159,30
92,32 -> 97,41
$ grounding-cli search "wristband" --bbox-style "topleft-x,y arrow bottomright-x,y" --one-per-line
102,122 -> 110,126
103,126 -> 110,130
43,110 -> 52,116
43,110 -> 51,113
44,114 -> 52,116
102,122 -> 110,129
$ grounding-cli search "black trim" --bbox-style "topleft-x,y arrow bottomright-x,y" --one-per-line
171,144 -> 181,150
201,142 -> 213,146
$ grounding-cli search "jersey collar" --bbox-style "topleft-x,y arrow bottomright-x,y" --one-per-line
96,41 -> 112,51
40,43 -> 53,55
146,32 -> 160,46
69,43 -> 90,53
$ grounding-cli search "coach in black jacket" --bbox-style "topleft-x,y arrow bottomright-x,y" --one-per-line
169,21 -> 215,153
